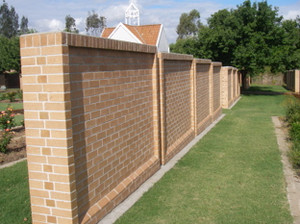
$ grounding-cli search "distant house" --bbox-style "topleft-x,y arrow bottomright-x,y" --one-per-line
101,22 -> 170,53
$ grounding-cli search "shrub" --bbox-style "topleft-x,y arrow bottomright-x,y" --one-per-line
0,131 -> 12,153
286,100 -> 300,124
16,89 -> 23,100
286,98 -> 300,169
6,92 -> 17,102
0,91 -> 17,102
290,122 -> 300,143
0,107 -> 16,153
0,107 -> 15,130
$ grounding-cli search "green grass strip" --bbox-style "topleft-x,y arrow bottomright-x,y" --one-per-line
0,161 -> 31,224
116,86 -> 293,224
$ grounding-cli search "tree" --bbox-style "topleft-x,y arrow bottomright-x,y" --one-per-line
64,15 -> 79,33
0,35 -> 20,73
172,0 -> 297,88
85,11 -> 106,36
0,0 -> 19,38
19,16 -> 29,34
176,9 -> 202,40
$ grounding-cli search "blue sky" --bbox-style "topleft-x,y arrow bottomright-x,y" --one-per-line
6,0 -> 300,43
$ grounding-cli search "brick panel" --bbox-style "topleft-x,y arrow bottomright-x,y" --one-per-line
195,62 -> 212,134
69,47 -> 159,223
159,54 -> 194,164
213,65 -> 221,112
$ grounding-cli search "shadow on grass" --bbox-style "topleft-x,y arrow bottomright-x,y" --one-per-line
242,85 -> 289,96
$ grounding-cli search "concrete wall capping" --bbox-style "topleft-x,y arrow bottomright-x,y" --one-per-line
213,61 -> 222,66
158,52 -> 194,60
20,31 -> 240,224
194,58 -> 212,64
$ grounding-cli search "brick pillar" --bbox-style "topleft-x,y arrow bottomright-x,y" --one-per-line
208,62 -> 214,116
20,33 -> 78,224
295,70 -> 300,93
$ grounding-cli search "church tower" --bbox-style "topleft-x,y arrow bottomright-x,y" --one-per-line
125,0 -> 140,26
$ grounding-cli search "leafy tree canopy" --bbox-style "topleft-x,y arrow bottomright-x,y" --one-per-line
0,35 -> 20,73
0,0 -> 18,38
64,15 -> 79,33
176,9 -> 202,40
171,0 -> 300,81
85,11 -> 106,36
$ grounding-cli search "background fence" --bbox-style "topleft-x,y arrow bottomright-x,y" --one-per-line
20,32 -> 240,224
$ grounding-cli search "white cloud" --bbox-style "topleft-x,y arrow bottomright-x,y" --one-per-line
34,19 -> 64,32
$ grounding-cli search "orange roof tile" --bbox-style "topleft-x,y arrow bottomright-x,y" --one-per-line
101,23 -> 162,46
101,27 -> 115,38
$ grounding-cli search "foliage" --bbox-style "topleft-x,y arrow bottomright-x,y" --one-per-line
0,131 -> 11,153
0,0 -> 18,38
171,0 -> 300,87
0,107 -> 15,130
0,35 -> 20,73
0,91 -> 18,102
0,107 -> 15,153
176,9 -> 202,40
64,15 -> 79,33
16,89 -> 22,100
170,38 -> 201,56
286,98 -> 300,169
85,11 -> 106,36
19,16 -> 29,34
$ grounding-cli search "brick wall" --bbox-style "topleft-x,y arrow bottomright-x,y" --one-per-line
212,63 -> 222,120
158,53 -> 195,164
221,66 -> 240,109
285,70 -> 300,93
20,32 -> 237,224
194,59 -> 212,135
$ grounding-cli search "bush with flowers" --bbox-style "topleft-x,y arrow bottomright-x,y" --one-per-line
0,107 -> 16,153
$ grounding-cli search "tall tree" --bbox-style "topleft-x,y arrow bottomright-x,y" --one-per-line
176,9 -> 202,40
85,11 -> 106,36
19,16 -> 29,34
0,0 -> 19,38
64,15 -> 79,33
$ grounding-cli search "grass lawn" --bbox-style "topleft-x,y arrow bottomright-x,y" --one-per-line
116,85 -> 293,224
0,161 -> 31,224
0,85 -> 293,224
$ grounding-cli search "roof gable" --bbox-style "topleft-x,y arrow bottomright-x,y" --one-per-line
101,23 -> 162,46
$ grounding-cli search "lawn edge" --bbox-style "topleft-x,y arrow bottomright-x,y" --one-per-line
0,158 -> 27,170
272,116 -> 300,223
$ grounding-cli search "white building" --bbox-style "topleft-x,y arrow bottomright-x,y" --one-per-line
101,1 -> 170,53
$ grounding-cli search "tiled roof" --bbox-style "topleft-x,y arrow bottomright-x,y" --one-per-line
101,27 -> 114,38
101,23 -> 162,46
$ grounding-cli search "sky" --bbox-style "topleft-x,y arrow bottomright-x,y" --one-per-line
5,0 -> 300,43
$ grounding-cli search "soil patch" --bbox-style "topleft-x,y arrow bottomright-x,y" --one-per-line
0,127 -> 26,165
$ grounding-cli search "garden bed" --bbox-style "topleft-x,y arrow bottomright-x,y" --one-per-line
0,126 -> 26,165
0,88 -> 25,166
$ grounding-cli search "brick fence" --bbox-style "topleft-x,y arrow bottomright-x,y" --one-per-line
221,66 -> 240,109
20,32 -> 240,224
285,70 -> 300,94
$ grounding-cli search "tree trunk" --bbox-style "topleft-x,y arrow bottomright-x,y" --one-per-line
241,71 -> 250,90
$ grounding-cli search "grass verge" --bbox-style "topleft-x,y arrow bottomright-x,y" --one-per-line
116,85 -> 293,224
0,160 -> 31,224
